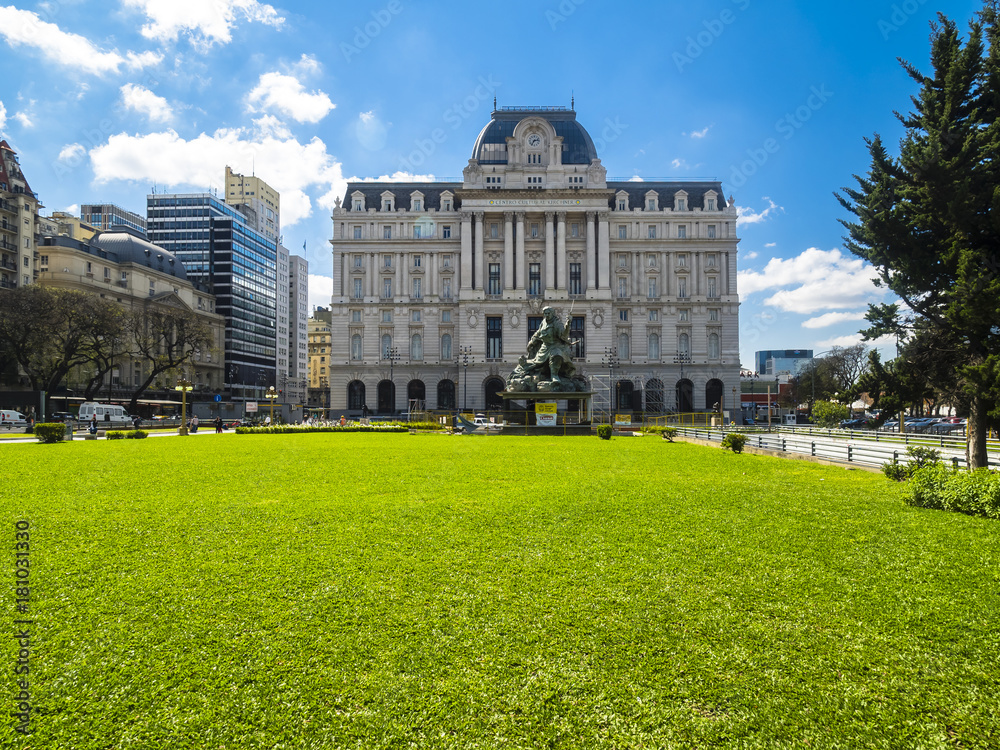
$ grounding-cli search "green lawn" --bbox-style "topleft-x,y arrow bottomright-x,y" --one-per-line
3,434 -> 999,749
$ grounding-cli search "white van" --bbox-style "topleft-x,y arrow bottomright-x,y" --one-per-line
78,402 -> 131,428
0,410 -> 28,430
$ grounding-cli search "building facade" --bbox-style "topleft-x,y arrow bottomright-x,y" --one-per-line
330,105 -> 739,416
0,140 -> 41,292
308,308 -> 332,411
146,192 -> 278,399
80,203 -> 147,236
225,166 -> 280,243
288,255 -> 309,404
754,349 -> 813,377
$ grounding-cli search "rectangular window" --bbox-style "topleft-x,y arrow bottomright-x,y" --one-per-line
353,278 -> 363,298
707,225 -> 717,239
677,225 -> 687,239
412,278 -> 422,298
569,263 -> 582,295
413,254 -> 422,267
527,316 -> 542,342
383,278 -> 393,298
648,277 -> 658,298
529,263 -> 541,296
709,308 -> 720,321
486,316 -> 502,360
679,308 -> 690,322
442,225 -> 451,239
488,263 -> 501,295
383,226 -> 392,239
531,223 -> 539,238
442,254 -> 452,267
383,254 -> 392,267
490,223 -> 499,239
618,277 -> 628,298
707,253 -> 717,267
678,277 -> 688,298
647,254 -> 656,267
618,225 -> 627,239
619,309 -> 629,322
648,200 -> 656,210
412,310 -> 421,322
354,255 -> 363,267
442,278 -> 452,299
618,254 -> 627,268
571,316 -> 585,358
649,309 -> 659,322
571,223 -> 579,238
413,225 -> 421,239
678,253 -> 687,267
353,226 -> 362,239
708,277 -> 717,298
382,310 -> 392,323
442,310 -> 451,323
351,309 -> 362,322
104,267 -> 111,279
618,200 -> 626,210
648,225 -> 656,239
707,198 -> 716,211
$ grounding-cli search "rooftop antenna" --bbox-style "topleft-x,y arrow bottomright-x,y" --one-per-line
571,91 -> 574,109
493,95 -> 497,110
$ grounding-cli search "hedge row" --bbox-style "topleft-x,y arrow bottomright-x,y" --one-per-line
235,424 -> 409,435
106,430 -> 149,440
908,464 -> 1000,519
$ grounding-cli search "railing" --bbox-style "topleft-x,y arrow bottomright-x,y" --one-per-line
672,426 -> 999,471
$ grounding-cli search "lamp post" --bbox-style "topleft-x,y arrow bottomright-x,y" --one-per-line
603,347 -> 619,414
460,345 -> 473,414
385,345 -> 398,415
264,386 -> 278,425
174,378 -> 192,435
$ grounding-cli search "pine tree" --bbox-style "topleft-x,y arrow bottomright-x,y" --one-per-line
838,4 -> 1000,468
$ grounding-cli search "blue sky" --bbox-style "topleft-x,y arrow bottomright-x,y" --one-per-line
0,0 -> 986,368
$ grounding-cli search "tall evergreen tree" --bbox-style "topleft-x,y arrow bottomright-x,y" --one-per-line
838,4 -> 1000,468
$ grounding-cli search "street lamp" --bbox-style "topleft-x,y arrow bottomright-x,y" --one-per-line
385,345 -> 398,415
264,386 -> 278,425
603,347 -> 619,414
174,377 -> 192,435
460,345 -> 473,414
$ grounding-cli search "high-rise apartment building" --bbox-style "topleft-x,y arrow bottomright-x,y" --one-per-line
328,105 -> 740,416
81,203 -> 147,236
288,255 -> 309,404
225,166 -> 280,243
0,140 -> 41,291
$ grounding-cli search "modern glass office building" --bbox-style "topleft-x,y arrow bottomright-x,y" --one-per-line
146,193 -> 278,396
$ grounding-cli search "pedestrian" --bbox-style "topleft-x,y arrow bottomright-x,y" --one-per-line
191,414 -> 199,433
215,416 -> 223,433
132,415 -> 141,430
339,415 -> 347,427
89,414 -> 98,435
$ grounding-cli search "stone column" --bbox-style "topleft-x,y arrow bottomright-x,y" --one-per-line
397,251 -> 404,300
544,212 -> 555,294
515,213 -> 526,292
556,211 -> 566,291
460,212 -> 472,289
474,212 -> 484,291
368,252 -> 376,299
598,212 -> 610,289
504,211 -> 514,291
585,211 -> 596,292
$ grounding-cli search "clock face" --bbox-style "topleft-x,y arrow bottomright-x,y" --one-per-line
527,134 -> 541,148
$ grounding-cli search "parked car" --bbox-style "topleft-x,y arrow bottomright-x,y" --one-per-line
48,412 -> 76,423
839,418 -> 867,429
0,410 -> 28,430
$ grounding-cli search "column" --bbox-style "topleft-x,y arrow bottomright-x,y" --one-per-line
429,252 -> 437,297
515,213 -> 526,293
556,211 -> 566,291
368,252 -> 376,298
397,250 -> 404,300
544,212 -> 555,294
504,211 -> 514,291
474,212 -> 484,291
634,251 -> 641,298
598,212 -> 610,289
586,211 -> 596,292
460,212 -> 472,289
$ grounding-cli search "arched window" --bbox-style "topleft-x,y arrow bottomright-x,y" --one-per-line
648,333 -> 660,360
377,380 -> 395,414
484,377 -> 505,411
618,333 -> 630,359
676,379 -> 694,412
437,379 -> 456,409
347,380 -> 365,411
441,333 -> 452,360
706,379 -> 724,411
381,334 -> 392,358
351,334 -> 362,361
407,380 -> 425,407
411,333 -> 423,361
678,332 -> 690,355
616,380 -> 634,410
708,332 -> 720,359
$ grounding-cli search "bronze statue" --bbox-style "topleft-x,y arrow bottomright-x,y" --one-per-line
505,306 -> 588,393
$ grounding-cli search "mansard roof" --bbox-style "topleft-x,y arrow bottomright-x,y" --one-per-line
605,182 -> 727,210
472,106 -> 598,165
343,183 -> 462,211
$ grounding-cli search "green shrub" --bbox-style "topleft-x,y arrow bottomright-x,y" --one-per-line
881,446 -> 942,481
908,465 -> 1000,519
812,400 -> 850,428
882,461 -> 911,482
33,423 -> 66,444
721,433 -> 747,453
126,430 -> 148,439
661,427 -> 677,442
106,430 -> 127,440
597,424 -> 612,440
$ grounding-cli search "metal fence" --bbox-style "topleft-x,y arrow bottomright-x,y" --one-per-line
674,427 -> 1000,471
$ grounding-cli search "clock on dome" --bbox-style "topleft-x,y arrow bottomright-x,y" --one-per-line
527,134 -> 542,148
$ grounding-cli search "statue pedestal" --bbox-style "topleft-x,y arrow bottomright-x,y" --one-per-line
501,391 -> 594,427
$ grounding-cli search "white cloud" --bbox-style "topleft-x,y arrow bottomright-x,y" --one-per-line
0,7 -> 161,75
356,110 -> 387,151
13,111 -> 33,128
671,158 -> 689,170
308,274 -> 333,309
802,311 -> 868,329
63,203 -> 79,215
737,247 -> 886,314
120,83 -> 172,123
627,175 -> 644,182
90,128 -> 347,226
122,0 -> 285,47
252,115 -> 291,139
685,125 -> 711,139
57,143 -> 86,162
246,71 -> 335,124
737,198 -> 784,225
765,242 -> 776,247
813,333 -> 888,349
349,172 -> 436,183
0,100 -> 6,129
743,251 -> 758,260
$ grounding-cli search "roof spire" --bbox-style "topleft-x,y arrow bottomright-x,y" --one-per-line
571,91 -> 574,109
493,95 -> 497,110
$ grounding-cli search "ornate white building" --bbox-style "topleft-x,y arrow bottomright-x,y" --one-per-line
328,105 -> 740,417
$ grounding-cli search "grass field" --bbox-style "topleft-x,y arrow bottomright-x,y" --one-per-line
3,433 -> 999,749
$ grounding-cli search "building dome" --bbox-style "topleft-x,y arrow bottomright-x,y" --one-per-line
90,230 -> 189,281
472,106 -> 599,165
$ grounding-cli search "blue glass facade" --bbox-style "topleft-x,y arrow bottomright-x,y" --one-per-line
146,194 -> 278,390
